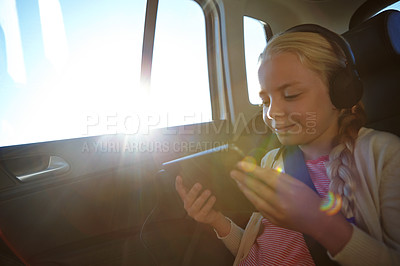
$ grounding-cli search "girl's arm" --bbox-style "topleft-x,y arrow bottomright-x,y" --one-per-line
213,216 -> 244,256
330,132 -> 400,265
329,225 -> 400,265
211,213 -> 232,238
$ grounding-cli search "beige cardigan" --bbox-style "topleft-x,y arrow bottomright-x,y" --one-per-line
218,128 -> 400,265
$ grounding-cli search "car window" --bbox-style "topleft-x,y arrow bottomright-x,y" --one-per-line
151,0 -> 211,128
243,16 -> 267,105
0,0 -> 211,147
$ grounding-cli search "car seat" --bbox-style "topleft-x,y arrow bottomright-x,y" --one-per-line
343,9 -> 400,137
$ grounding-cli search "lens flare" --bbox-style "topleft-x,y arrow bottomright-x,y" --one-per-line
326,195 -> 342,216
320,191 -> 342,216
320,191 -> 335,211
275,166 -> 283,173
240,156 -> 257,172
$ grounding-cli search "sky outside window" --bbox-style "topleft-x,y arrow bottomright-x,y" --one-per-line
244,16 -> 267,105
0,0 -> 211,147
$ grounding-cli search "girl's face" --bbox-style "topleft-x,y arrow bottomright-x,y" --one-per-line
259,52 -> 340,148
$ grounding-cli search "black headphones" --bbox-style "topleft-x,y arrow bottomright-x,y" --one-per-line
284,24 -> 363,109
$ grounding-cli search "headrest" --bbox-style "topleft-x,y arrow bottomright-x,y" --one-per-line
343,10 -> 400,77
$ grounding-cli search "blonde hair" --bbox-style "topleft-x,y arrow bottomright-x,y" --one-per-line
261,31 -> 366,218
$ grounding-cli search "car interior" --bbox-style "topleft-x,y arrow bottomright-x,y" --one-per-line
0,0 -> 399,265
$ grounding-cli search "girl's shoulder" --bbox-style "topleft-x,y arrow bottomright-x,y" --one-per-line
357,127 -> 400,150
356,127 -> 400,163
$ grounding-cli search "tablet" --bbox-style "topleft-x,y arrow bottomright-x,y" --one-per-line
162,144 -> 256,213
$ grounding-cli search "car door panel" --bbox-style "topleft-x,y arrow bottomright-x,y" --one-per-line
0,121 -> 236,265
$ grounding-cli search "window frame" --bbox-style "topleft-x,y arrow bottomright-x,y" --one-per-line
140,0 -> 159,90
197,0 -> 229,121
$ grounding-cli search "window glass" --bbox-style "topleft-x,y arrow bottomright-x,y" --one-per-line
151,0 -> 211,128
243,16 -> 267,105
0,0 -> 147,146
0,0 -> 211,147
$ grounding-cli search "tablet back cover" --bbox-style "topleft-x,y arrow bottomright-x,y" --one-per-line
162,144 -> 255,213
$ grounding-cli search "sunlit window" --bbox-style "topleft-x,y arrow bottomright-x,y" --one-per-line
0,0 -> 211,147
151,0 -> 212,128
0,0 -> 26,84
243,16 -> 267,105
38,0 -> 68,69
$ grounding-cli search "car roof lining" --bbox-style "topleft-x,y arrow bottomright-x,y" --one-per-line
242,0 -> 367,34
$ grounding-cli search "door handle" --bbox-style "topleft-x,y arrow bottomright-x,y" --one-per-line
17,156 -> 70,182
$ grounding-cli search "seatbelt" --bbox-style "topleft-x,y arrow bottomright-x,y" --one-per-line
282,145 -> 339,266
283,146 -> 318,193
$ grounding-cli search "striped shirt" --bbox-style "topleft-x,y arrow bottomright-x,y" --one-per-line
239,155 -> 330,266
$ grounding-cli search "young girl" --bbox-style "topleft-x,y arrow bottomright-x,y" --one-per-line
175,27 -> 400,265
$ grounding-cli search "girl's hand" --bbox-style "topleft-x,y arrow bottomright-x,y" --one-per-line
230,161 -> 354,256
175,175 -> 221,226
230,161 -> 325,236
175,176 -> 231,237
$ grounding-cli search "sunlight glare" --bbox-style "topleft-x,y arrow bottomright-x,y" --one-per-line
0,0 -> 26,83
38,0 -> 69,69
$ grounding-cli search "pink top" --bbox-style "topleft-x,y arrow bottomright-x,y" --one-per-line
239,155 -> 330,266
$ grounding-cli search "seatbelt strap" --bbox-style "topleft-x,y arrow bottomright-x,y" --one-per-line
282,146 -> 318,193
282,145 -> 339,266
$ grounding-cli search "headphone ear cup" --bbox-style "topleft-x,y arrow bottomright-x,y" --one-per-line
329,67 -> 363,109
284,24 -> 364,109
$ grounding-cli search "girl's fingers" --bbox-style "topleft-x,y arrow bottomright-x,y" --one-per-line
236,162 -> 281,189
188,189 -> 211,215
231,169 -> 279,209
175,176 -> 188,199
237,182 -> 277,217
230,168 -> 274,190
184,183 -> 203,209
194,195 -> 216,221
231,169 -> 271,193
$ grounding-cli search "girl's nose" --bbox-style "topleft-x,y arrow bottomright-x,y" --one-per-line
266,100 -> 285,120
